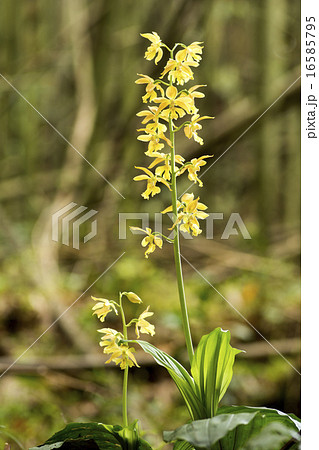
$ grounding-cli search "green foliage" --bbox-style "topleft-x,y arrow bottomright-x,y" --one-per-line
191,328 -> 242,417
30,421 -> 152,450
136,329 -> 301,449
106,421 -> 152,450
216,406 -> 301,433
242,422 -> 301,450
134,327 -> 241,420
164,407 -> 300,449
173,441 -> 195,450
164,413 -> 257,448
133,339 -> 206,420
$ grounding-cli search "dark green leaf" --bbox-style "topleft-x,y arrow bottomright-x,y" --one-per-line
137,440 -> 153,450
29,422 -> 152,450
191,328 -> 242,417
29,423 -> 117,450
163,413 -> 257,449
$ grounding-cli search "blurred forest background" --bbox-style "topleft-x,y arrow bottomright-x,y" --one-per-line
0,0 -> 300,448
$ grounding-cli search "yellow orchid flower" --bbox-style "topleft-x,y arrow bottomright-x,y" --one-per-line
133,166 -> 171,199
137,125 -> 172,155
153,86 -> 193,120
135,306 -> 155,338
178,85 -> 206,113
148,153 -> 185,181
184,114 -> 214,145
136,105 -> 167,132
130,226 -> 163,258
180,214 -> 202,236
175,84 -> 206,114
153,157 -> 172,181
179,193 -> 209,236
135,73 -> 164,103
180,193 -> 208,214
98,328 -> 139,370
140,32 -> 163,64
162,193 -> 208,236
137,130 -> 164,154
178,155 -> 214,187
160,51 -> 198,85
143,121 -> 168,135
105,343 -> 140,370
92,296 -> 118,322
176,42 -> 204,63
98,328 -> 120,352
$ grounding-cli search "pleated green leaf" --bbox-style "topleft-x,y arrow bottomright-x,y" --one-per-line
191,328 -> 242,417
133,340 -> 205,420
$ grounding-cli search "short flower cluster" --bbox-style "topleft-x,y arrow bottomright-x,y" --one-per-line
92,293 -> 155,370
133,32 -> 214,257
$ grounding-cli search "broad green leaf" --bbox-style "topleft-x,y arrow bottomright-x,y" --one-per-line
163,412 -> 258,449
191,328 -> 242,417
133,340 -> 205,420
242,422 -> 301,450
164,407 -> 300,449
217,405 -> 301,431
29,423 -> 116,449
216,406 -> 301,449
29,422 -> 152,450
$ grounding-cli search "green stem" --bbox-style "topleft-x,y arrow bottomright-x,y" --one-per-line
173,121 -> 191,133
175,161 -> 191,176
153,231 -> 174,243
119,293 -> 129,427
169,118 -> 194,363
122,366 -> 129,427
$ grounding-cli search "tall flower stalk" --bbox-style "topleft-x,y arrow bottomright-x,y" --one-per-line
133,33 -> 214,364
